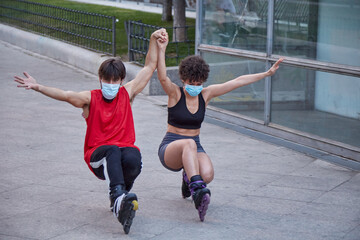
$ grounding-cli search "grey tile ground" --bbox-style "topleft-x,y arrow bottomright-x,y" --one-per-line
1,40 -> 359,240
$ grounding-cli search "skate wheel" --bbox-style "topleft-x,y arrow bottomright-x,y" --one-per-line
123,209 -> 136,234
198,193 -> 210,222
132,200 -> 138,210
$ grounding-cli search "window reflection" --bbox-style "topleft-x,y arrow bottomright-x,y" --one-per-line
199,0 -> 360,149
202,52 -> 266,121
202,0 -> 267,51
272,0 -> 360,67
201,0 -> 360,67
271,66 -> 360,147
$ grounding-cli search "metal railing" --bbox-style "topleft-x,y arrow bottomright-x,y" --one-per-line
0,0 -> 116,56
125,20 -> 195,66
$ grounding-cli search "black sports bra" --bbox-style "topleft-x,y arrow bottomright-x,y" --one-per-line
167,87 -> 205,129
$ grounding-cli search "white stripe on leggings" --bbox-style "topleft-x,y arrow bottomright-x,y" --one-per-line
90,157 -> 110,189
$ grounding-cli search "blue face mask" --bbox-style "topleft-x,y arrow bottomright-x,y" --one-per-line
101,82 -> 120,100
185,84 -> 203,97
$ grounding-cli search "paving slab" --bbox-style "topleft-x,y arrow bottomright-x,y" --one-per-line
0,40 -> 359,240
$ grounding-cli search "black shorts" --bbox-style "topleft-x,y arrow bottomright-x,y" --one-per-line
158,132 -> 205,172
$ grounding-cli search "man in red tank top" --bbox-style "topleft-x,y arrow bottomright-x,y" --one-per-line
14,28 -> 168,234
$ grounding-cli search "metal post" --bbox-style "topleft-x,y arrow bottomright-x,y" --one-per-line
195,0 -> 203,55
127,21 -> 133,61
112,16 -> 116,56
264,0 -> 274,125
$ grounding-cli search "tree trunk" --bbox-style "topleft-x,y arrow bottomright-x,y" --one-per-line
162,0 -> 173,22
173,0 -> 186,42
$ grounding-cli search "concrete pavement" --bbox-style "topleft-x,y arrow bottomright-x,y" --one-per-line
1,39 -> 360,239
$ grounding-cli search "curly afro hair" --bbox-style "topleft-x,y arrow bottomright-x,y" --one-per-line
179,55 -> 209,84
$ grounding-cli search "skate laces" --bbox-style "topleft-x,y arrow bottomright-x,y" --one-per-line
113,193 -> 125,218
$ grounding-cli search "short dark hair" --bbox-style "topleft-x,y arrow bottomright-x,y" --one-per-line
98,58 -> 126,81
179,55 -> 210,84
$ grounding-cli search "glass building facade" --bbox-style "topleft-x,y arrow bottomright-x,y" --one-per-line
196,0 -> 360,162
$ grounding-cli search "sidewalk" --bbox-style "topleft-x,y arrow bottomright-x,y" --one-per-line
1,40 -> 359,240
69,0 -> 197,18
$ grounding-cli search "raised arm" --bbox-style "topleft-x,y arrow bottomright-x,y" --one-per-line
14,72 -> 90,108
156,31 -> 178,99
125,28 -> 168,101
204,58 -> 284,102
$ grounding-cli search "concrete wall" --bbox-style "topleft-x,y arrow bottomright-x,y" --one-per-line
145,66 -> 182,95
0,24 -> 111,77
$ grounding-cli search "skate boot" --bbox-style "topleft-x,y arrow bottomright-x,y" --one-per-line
113,193 -> 138,234
181,170 -> 191,199
110,185 -> 139,234
109,185 -> 126,212
189,175 -> 211,222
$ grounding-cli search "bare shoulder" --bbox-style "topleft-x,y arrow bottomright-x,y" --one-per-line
81,90 -> 92,96
201,85 -> 215,103
123,81 -> 134,98
168,84 -> 182,107
79,90 -> 92,102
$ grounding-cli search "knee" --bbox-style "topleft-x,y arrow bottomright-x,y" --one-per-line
105,146 -> 121,162
126,162 -> 142,178
123,151 -> 142,178
182,139 -> 197,152
107,145 -> 121,156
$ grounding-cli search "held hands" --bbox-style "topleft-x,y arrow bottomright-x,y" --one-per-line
14,72 -> 38,90
155,29 -> 169,50
266,58 -> 284,76
153,28 -> 168,44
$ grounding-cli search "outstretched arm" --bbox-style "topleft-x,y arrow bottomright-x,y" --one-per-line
125,28 -> 168,101
14,72 -> 90,108
204,58 -> 284,102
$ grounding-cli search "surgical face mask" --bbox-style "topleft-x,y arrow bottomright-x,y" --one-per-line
185,84 -> 203,97
101,82 -> 120,100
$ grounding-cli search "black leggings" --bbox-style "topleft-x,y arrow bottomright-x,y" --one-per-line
90,145 -> 142,191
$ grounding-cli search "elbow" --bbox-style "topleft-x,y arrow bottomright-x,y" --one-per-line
70,100 -> 85,108
157,73 -> 165,81
145,61 -> 157,72
158,76 -> 168,85
157,71 -> 167,82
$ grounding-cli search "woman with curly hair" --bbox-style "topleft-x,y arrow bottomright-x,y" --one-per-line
156,39 -> 283,221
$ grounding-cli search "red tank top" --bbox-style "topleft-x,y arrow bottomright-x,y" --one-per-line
83,88 -> 139,173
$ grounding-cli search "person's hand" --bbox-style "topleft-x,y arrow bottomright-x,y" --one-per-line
267,58 -> 284,76
14,72 -> 38,90
152,28 -> 168,43
156,30 -> 169,50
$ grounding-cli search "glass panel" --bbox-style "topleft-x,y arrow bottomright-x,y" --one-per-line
273,0 -> 360,67
201,0 -> 268,51
202,52 -> 266,121
271,65 -> 360,147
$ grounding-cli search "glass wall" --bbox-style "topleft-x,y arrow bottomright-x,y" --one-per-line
272,0 -> 360,67
201,0 -> 268,51
202,52 -> 266,121
198,0 -> 360,154
201,0 -> 360,66
271,66 -> 360,147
